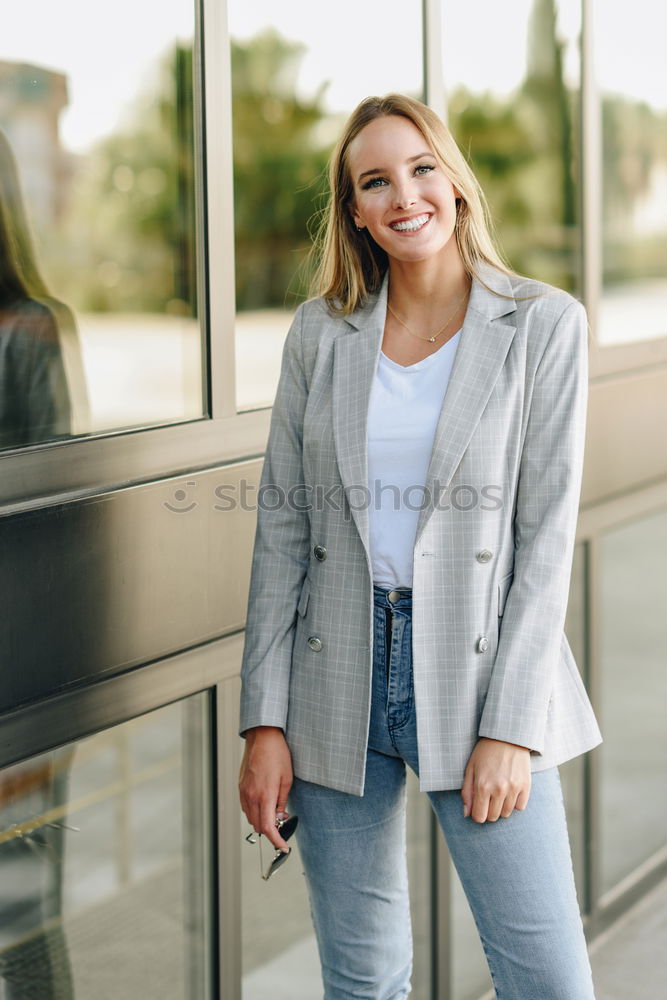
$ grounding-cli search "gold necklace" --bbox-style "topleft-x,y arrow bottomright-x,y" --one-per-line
387,285 -> 470,343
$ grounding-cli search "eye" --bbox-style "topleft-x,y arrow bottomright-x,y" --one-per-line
415,164 -> 435,176
361,176 -> 387,190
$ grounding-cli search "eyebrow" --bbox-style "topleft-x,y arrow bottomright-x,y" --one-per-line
357,152 -> 436,183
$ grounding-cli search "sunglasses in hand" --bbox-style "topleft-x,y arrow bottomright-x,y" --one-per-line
245,813 -> 299,881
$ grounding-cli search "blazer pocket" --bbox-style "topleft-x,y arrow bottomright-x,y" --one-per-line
297,577 -> 311,617
497,571 -> 514,617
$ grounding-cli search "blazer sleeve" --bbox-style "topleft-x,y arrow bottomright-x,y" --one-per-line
239,302 -> 311,735
477,298 -> 589,754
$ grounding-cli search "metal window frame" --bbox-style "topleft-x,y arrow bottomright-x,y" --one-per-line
0,633 -> 246,1000
3,5 -> 665,1000
0,633 -> 243,770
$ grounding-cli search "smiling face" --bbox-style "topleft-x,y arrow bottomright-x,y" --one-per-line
347,114 -> 461,267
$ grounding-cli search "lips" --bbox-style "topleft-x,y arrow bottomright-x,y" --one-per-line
389,213 -> 431,233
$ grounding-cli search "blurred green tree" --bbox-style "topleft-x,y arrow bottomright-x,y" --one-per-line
58,30 -> 330,313
55,43 -> 195,314
448,0 -> 579,290
601,95 -> 667,284
231,28 -> 330,309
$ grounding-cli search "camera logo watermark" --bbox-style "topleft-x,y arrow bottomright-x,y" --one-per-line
163,480 -> 198,513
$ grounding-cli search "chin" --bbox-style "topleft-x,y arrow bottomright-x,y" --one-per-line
388,241 -> 447,264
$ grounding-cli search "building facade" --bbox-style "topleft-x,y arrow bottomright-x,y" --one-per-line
0,2 -> 665,997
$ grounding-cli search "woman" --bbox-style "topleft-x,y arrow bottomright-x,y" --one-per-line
0,127 -> 90,449
239,94 -> 602,999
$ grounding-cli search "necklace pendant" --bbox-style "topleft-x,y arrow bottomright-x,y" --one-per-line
429,336 -> 436,343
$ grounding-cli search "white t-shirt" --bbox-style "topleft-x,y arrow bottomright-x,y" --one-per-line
367,330 -> 462,589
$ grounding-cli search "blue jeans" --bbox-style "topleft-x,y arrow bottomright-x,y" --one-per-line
289,585 -> 597,1000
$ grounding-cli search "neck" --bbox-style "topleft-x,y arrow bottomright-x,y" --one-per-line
387,249 -> 469,318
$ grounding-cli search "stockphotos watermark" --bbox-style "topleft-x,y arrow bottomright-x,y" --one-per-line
163,479 -> 505,515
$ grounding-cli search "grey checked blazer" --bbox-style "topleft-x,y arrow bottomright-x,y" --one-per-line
239,261 -> 603,795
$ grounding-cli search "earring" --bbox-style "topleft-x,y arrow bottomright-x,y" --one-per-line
355,224 -> 364,232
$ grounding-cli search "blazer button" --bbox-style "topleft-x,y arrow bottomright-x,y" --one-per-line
476,549 -> 493,563
307,636 -> 323,652
314,544 -> 327,561
476,636 -> 489,653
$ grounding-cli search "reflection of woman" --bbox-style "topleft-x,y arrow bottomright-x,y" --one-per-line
0,128 -> 89,449
239,94 -> 602,998
0,749 -> 75,999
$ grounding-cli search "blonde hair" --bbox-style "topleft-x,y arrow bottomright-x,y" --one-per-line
0,128 -> 50,306
309,93 -> 516,315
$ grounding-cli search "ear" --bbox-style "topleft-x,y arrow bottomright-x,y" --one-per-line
349,203 -> 364,230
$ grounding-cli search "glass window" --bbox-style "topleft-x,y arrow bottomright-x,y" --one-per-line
598,508 -> 667,893
442,0 -> 582,294
0,696 -> 213,998
228,0 -> 424,411
594,0 -> 667,345
0,1 -> 203,451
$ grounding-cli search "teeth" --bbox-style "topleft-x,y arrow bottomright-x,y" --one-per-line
391,214 -> 430,232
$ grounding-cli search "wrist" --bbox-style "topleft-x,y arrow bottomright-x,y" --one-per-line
244,725 -> 285,745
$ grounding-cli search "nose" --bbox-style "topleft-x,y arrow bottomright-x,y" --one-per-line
392,176 -> 417,210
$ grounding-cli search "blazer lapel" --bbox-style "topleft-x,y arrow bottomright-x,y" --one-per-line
332,263 -> 518,564
414,267 -> 517,545
332,274 -> 388,558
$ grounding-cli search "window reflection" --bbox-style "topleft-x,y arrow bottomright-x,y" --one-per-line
442,0 -> 582,294
0,1 -> 202,450
599,510 -> 667,892
0,746 -> 76,996
229,0 -> 423,410
0,127 -> 85,448
595,0 -> 667,344
0,697 -> 211,999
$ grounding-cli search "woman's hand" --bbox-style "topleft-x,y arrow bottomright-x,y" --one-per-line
461,738 -> 531,823
239,726 -> 294,851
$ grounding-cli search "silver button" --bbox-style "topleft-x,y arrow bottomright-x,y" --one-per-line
387,590 -> 402,604
314,544 -> 327,561
476,636 -> 489,653
476,549 -> 493,563
307,636 -> 323,652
